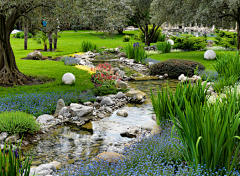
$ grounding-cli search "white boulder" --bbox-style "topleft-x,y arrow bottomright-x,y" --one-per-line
141,120 -> 157,131
62,73 -> 75,85
178,74 -> 186,81
167,39 -> 174,45
36,114 -> 54,124
204,50 -> 216,60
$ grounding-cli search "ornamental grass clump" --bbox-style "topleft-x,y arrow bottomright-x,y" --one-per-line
169,89 -> 240,174
80,41 -> 97,52
156,41 -> 171,53
125,43 -> 147,63
0,111 -> 40,135
0,142 -> 33,176
150,81 -> 209,125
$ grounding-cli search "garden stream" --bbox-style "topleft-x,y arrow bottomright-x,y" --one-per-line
22,57 -> 179,168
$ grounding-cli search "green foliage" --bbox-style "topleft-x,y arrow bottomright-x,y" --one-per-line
123,35 -> 131,42
215,29 -> 237,49
0,111 -> 40,135
149,59 -> 205,78
156,41 -> 171,53
35,31 -> 48,45
92,85 -> 128,96
212,75 -> 238,93
150,81 -> 208,125
14,32 -> 33,39
125,43 -> 147,63
0,142 -> 33,176
158,33 -> 166,42
80,41 -> 97,52
213,52 -> 240,91
171,36 -> 207,51
138,26 -> 162,43
169,90 -> 240,173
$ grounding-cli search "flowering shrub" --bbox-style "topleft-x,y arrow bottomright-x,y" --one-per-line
0,90 -> 96,117
61,57 -> 78,66
75,65 -> 96,74
92,63 -> 119,87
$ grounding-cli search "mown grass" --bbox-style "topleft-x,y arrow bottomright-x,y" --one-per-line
7,30 -> 140,96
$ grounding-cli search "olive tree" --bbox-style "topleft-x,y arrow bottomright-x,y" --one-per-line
126,0 -> 182,46
0,0 -> 75,85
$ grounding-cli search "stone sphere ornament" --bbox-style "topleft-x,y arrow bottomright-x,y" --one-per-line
167,39 -> 174,45
204,50 -> 216,60
62,73 -> 75,85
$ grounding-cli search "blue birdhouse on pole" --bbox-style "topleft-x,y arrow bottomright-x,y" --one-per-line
42,20 -> 47,27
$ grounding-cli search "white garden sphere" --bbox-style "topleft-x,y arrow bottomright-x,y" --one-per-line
62,73 -> 75,85
167,39 -> 174,46
204,50 -> 216,60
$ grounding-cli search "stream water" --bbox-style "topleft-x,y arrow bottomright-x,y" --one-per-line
24,58 -> 178,167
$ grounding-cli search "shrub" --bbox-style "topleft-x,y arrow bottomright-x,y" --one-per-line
169,90 -> 240,173
93,62 -> 119,87
215,29 -> 237,49
123,35 -> 130,42
125,42 -> 147,63
80,41 -> 97,52
158,33 -> 166,42
15,32 -> 33,39
149,59 -> 205,78
156,41 -> 171,53
0,111 -> 40,135
92,85 -> 128,96
138,26 -> 162,43
171,36 -> 207,51
0,90 -> 96,117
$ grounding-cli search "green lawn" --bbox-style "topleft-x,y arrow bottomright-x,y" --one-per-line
6,30 -> 237,96
4,30 -> 139,96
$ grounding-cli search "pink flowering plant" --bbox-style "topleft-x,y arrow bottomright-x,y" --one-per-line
92,62 -> 120,87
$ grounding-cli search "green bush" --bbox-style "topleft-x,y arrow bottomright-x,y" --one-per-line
158,33 -> 166,42
138,26 -> 162,43
171,36 -> 207,51
123,35 -> 131,42
156,41 -> 171,53
125,43 -> 147,63
14,32 -> 33,39
149,59 -> 205,78
169,90 -> 240,173
0,111 -> 40,135
215,29 -> 237,49
92,86 -> 128,96
80,41 -> 97,52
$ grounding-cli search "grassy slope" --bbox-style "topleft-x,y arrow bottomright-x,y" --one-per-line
2,31 -> 138,96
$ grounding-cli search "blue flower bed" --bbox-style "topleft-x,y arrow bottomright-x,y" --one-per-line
198,70 -> 218,82
56,123 -> 240,175
0,90 -> 96,117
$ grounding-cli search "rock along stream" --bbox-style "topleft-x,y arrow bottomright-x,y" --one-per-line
23,58 -> 178,167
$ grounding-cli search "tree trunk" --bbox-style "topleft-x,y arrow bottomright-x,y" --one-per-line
118,28 -> 123,34
48,32 -> 53,51
54,30 -> 58,50
24,21 -> 28,50
237,20 -> 240,51
0,15 -> 30,85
